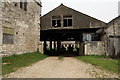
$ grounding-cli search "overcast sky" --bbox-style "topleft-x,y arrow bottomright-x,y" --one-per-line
41,0 -> 120,23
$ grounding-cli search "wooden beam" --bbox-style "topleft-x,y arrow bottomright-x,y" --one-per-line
50,40 -> 52,51
43,40 -> 47,54
57,41 -> 61,52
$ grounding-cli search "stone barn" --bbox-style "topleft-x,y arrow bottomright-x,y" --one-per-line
104,16 -> 120,58
40,4 -> 106,56
0,0 -> 42,56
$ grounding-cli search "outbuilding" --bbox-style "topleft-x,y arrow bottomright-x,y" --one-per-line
40,4 -> 106,56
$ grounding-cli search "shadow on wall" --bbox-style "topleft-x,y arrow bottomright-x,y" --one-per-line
110,46 -> 120,59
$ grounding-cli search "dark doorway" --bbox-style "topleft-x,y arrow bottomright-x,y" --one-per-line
44,41 -> 79,56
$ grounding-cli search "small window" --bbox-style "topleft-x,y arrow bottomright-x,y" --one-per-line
63,15 -> 72,27
3,33 -> 14,44
52,16 -> 61,27
83,33 -> 99,41
52,20 -> 61,27
83,33 -> 92,41
63,19 -> 72,27
14,3 -> 18,7
20,0 -> 23,9
24,1 -> 27,11
20,0 -> 27,11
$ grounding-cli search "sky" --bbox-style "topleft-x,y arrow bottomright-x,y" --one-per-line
41,0 -> 120,23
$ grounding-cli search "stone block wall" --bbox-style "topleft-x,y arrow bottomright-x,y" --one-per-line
1,1 -> 41,56
0,2 -> 3,55
84,41 -> 106,55
39,41 -> 44,54
105,16 -> 120,57
105,16 -> 120,38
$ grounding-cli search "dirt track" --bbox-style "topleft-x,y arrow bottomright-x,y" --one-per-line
4,57 -> 118,78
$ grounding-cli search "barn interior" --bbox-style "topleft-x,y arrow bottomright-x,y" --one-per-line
40,28 -> 100,56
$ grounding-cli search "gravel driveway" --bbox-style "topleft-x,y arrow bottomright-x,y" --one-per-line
4,57 -> 119,78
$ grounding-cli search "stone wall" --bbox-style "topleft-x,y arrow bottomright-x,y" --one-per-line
84,41 -> 106,55
1,1 -> 41,56
105,16 -> 120,58
0,2 -> 3,55
39,41 -> 44,54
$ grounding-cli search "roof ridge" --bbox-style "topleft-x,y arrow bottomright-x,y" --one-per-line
42,4 -> 106,24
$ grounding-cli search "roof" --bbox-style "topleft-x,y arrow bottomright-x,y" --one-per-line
42,4 -> 106,24
108,16 -> 120,24
106,16 -> 120,29
99,16 -> 120,34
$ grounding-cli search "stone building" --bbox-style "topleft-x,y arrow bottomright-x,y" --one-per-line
0,0 -> 42,56
0,1 -> 2,56
40,4 -> 106,56
84,16 -> 120,57
104,16 -> 120,58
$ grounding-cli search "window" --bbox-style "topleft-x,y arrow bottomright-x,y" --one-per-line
3,33 -> 14,44
51,15 -> 73,27
83,33 -> 99,41
20,0 -> 27,11
63,15 -> 72,27
14,3 -> 18,7
3,27 -> 14,44
83,33 -> 92,41
52,16 -> 61,27
24,1 -> 27,11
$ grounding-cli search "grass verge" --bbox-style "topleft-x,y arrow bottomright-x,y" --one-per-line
2,52 -> 48,75
76,55 -> 120,74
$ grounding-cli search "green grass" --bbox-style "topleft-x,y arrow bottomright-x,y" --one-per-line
76,55 -> 120,74
2,52 -> 48,75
